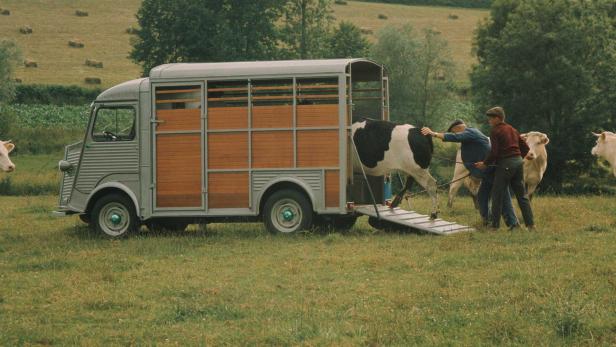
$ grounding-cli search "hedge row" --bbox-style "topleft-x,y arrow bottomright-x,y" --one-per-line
15,84 -> 101,105
356,0 -> 492,9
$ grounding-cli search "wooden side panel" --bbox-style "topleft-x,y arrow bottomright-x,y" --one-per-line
252,105 -> 293,128
156,109 -> 200,132
208,172 -> 249,208
252,131 -> 293,168
208,132 -> 248,169
297,105 -> 339,127
208,107 -> 248,130
325,170 -> 340,208
156,134 -> 201,207
297,130 -> 339,167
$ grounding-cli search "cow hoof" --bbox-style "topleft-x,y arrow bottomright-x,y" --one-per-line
430,212 -> 438,220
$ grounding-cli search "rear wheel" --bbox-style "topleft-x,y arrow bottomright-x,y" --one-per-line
91,193 -> 138,238
78,214 -> 90,224
263,189 -> 313,234
314,215 -> 357,232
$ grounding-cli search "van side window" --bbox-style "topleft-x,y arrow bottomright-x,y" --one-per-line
92,107 -> 136,142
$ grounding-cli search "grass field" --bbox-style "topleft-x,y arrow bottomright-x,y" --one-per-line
1,154 -> 615,345
0,0 -> 487,88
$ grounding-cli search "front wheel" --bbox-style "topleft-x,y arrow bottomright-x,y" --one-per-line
91,193 -> 138,238
263,189 -> 313,234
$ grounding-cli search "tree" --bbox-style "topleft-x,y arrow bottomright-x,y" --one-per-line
0,40 -> 21,104
279,0 -> 334,59
471,0 -> 616,191
370,25 -> 456,127
130,0 -> 284,75
327,21 -> 370,58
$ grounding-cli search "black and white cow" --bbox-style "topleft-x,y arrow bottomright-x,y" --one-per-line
352,119 -> 439,219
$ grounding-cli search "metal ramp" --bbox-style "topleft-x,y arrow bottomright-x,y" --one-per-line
355,204 -> 475,235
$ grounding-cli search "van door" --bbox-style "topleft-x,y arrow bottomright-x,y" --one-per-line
73,104 -> 139,196
152,84 -> 204,210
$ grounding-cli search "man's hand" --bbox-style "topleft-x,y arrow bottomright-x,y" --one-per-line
421,127 -> 434,137
474,161 -> 487,170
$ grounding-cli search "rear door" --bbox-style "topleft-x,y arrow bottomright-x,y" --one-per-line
152,83 -> 204,211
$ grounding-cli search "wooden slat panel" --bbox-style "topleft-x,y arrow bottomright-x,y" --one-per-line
208,133 -> 248,169
325,170 -> 339,208
252,105 -> 292,128
156,134 -> 201,208
297,130 -> 339,167
208,107 -> 248,130
252,131 -> 293,168
208,172 -> 249,209
156,109 -> 200,132
297,104 -> 339,127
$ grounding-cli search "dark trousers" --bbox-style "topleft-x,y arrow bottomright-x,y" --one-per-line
491,156 -> 534,228
478,168 -> 518,227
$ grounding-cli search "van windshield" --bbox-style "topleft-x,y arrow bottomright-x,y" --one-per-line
92,107 -> 136,142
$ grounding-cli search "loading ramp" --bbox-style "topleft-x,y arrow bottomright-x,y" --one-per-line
355,204 -> 475,235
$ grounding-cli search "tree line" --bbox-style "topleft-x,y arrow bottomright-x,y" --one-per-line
2,0 -> 616,193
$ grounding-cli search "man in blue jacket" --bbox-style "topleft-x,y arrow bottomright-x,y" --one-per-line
421,120 -> 519,229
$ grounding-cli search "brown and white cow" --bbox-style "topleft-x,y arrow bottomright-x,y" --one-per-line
591,131 -> 616,176
448,131 -> 549,206
0,140 -> 15,172
352,119 -> 439,218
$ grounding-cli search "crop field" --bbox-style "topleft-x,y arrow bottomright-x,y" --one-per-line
0,154 -> 615,345
0,0 -> 487,87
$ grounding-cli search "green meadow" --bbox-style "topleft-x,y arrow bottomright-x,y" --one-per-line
0,153 -> 615,345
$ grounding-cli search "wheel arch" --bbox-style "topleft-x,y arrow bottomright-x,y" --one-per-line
85,183 -> 140,219
256,179 -> 317,216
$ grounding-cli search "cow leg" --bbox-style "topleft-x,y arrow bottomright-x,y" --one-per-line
391,176 -> 414,209
411,169 -> 439,219
447,177 -> 463,208
466,176 -> 481,210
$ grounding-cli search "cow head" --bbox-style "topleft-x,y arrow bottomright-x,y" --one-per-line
0,140 -> 16,172
521,131 -> 549,160
592,131 -> 616,159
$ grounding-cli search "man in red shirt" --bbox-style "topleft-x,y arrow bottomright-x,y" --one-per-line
475,107 -> 535,230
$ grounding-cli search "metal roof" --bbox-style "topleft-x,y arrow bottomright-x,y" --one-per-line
96,78 -> 149,102
149,58 -> 382,80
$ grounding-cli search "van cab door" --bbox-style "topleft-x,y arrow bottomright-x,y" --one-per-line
73,103 -> 139,196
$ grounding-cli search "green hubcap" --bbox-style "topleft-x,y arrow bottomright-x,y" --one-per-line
110,213 -> 122,225
282,209 -> 294,221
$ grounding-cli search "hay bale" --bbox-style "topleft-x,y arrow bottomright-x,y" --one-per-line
19,26 -> 33,34
85,77 -> 101,85
378,14 -> 388,20
75,10 -> 89,17
360,28 -> 373,35
85,59 -> 103,68
24,59 -> 38,68
1,9 -> 10,15
334,0 -> 348,4
68,39 -> 84,48
448,14 -> 459,20
125,27 -> 138,34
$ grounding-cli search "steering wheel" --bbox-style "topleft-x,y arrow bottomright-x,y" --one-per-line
103,131 -> 118,140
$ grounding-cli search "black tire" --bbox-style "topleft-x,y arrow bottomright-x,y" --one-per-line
368,216 -> 409,232
78,214 -> 90,224
146,220 -> 188,232
91,193 -> 138,238
263,189 -> 313,234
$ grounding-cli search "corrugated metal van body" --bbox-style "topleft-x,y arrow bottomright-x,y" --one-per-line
74,142 -> 139,193
58,141 -> 83,208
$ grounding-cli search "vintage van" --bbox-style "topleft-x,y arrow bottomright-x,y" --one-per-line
56,59 -> 389,237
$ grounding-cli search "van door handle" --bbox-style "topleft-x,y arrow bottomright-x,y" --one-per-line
151,120 -> 165,124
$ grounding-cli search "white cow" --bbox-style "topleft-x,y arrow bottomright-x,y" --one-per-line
521,131 -> 549,198
448,131 -> 549,206
352,119 -> 439,218
0,140 -> 15,172
447,148 -> 480,208
591,131 -> 616,176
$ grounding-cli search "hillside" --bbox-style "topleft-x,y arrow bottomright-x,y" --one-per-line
0,0 -> 487,88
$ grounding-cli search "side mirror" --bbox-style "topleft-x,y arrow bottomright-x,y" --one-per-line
59,160 -> 73,172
